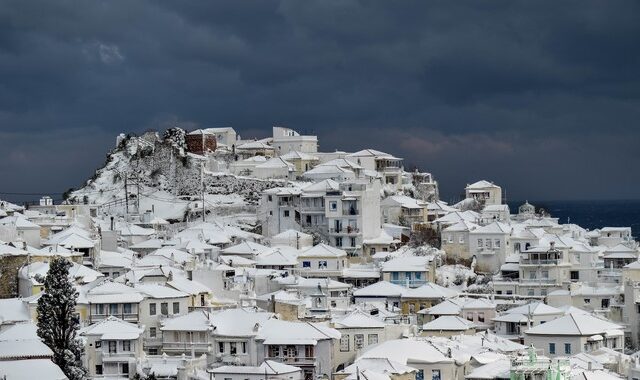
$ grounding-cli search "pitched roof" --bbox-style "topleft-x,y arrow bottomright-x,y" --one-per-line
333,310 -> 385,329
353,281 -> 407,297
466,180 -> 500,189
422,316 -> 476,331
299,243 -> 347,258
525,314 -> 622,336
402,283 -> 459,299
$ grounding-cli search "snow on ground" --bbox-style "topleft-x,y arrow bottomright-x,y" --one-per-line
436,264 -> 478,291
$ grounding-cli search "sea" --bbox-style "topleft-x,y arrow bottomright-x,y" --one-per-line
507,199 -> 640,240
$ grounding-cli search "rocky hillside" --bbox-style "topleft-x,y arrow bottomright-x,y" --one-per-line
68,128 -> 286,207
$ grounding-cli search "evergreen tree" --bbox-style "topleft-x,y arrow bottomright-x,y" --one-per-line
36,256 -> 87,380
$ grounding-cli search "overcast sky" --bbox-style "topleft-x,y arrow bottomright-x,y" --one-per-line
1,1 -> 639,203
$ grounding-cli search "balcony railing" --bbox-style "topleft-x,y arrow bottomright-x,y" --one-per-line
265,356 -> 316,366
342,209 -> 359,216
329,227 -> 359,235
162,341 -> 210,351
390,279 -> 426,288
520,259 -> 562,265
90,313 -> 139,323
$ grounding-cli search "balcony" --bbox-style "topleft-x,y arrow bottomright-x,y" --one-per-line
390,279 -> 427,288
342,208 -> 359,216
102,351 -> 136,362
329,227 -> 359,235
520,258 -> 562,266
90,313 -> 139,323
519,278 -> 558,285
265,356 -> 316,366
162,341 -> 210,353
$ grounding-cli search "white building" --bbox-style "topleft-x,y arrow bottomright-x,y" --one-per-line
272,126 -> 318,155
523,313 -> 624,357
465,180 -> 503,206
80,316 -> 144,379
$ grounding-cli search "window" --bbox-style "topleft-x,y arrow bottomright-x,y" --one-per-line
123,303 -> 132,314
478,312 -> 485,323
95,365 -> 103,375
486,239 -> 492,248
564,343 -> 571,354
318,260 -> 327,269
549,343 -> 556,354
448,235 -> 453,243
121,363 -> 129,374
528,289 -> 535,296
219,342 -> 225,353
122,340 -> 131,351
330,201 -> 337,210
96,304 -> 104,315
340,335 -> 350,351
173,302 -> 180,314
584,298 -> 591,304
268,195 -> 272,202
466,313 -> 474,321
305,345 -> 314,358
459,235 -> 464,244
230,342 -> 237,355
161,302 -> 168,316
268,345 -> 279,357
636,304 -> 640,314
354,334 -> 364,349
109,303 -> 118,315
149,303 -> 156,316
149,327 -> 156,338
241,341 -> 247,354
368,334 -> 378,345
602,299 -> 610,308
336,237 -> 343,246
495,239 -> 501,248
285,345 -> 297,357
350,237 -> 356,247
284,210 -> 290,217
542,270 -> 549,279
416,370 -> 424,380
432,369 -> 441,380
109,341 -> 117,353
529,272 -> 536,279
302,261 -> 311,268
570,271 -> 579,280
478,239 -> 483,248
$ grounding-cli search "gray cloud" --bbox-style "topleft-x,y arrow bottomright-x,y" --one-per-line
0,0 -> 639,202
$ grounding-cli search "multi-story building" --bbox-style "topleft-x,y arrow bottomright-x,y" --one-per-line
345,149 -> 403,189
518,239 -> 571,297
464,180 -> 502,206
80,316 -> 144,379
260,188 -> 303,238
272,126 -> 318,155
323,180 -> 381,256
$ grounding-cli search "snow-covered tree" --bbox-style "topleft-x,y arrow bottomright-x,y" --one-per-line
36,256 -> 87,380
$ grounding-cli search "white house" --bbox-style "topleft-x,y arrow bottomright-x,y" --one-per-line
272,126 -> 318,155
524,313 -> 624,357
465,180 -> 503,206
80,316 -> 144,379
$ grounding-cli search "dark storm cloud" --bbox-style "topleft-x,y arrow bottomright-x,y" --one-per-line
0,0 -> 639,201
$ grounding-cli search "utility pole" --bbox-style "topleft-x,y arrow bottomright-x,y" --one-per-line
124,175 -> 129,215
136,173 -> 140,214
201,160 -> 206,222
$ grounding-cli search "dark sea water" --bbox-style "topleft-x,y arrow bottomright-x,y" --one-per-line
508,199 -> 640,239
